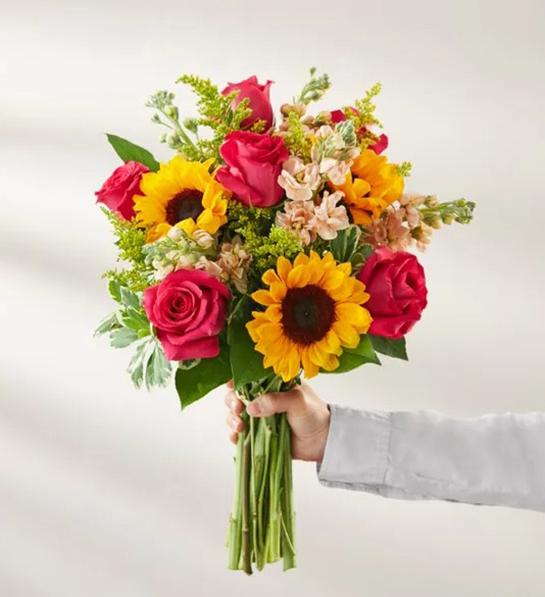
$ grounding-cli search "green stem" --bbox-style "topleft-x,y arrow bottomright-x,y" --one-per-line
227,427 -> 244,569
241,424 -> 253,575
280,414 -> 296,570
227,378 -> 297,573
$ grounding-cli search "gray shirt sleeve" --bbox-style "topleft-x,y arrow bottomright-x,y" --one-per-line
317,405 -> 545,512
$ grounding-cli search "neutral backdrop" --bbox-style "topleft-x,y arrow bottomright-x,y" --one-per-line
2,1 -> 544,596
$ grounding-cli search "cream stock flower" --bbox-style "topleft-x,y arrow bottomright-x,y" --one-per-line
275,199 -> 316,245
216,236 -> 252,293
277,156 -> 321,201
310,191 -> 350,240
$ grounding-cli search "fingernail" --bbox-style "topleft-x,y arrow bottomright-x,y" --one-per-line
247,401 -> 261,416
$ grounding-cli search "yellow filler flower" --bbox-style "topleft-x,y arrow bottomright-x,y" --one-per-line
332,149 -> 404,226
134,156 -> 228,242
247,251 -> 372,382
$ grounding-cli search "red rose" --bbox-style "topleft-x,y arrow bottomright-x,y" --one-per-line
329,108 -> 388,154
330,107 -> 359,123
143,269 -> 231,361
222,75 -> 274,130
358,248 -> 428,339
95,161 -> 149,220
216,131 -> 289,208
368,133 -> 388,155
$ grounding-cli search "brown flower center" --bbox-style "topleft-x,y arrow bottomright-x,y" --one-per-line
281,285 -> 335,345
165,189 -> 204,225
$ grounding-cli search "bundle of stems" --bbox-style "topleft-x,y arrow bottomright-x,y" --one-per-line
227,376 -> 297,574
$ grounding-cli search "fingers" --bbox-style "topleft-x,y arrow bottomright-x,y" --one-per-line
226,412 -> 244,432
246,388 -> 306,418
224,390 -> 244,415
225,387 -> 244,444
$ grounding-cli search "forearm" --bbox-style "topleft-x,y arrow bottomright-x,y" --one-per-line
317,405 -> 545,512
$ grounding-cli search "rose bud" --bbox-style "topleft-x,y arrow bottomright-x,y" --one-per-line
222,76 -> 274,130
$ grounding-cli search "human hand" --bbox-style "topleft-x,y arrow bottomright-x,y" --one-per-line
224,381 -> 331,462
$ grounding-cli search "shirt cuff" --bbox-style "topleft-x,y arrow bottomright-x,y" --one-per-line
317,405 -> 391,487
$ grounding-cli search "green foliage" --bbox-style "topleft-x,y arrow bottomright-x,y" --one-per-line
142,228 -> 216,273
228,296 -> 272,390
226,201 -> 301,280
102,268 -> 150,293
100,208 -> 152,293
146,90 -> 204,161
295,67 -> 331,105
397,161 -> 413,177
128,336 -> 172,389
175,343 -> 231,408
147,74 -> 254,162
101,208 -> 147,264
420,198 -> 476,226
352,82 -> 383,128
227,201 -> 275,236
106,134 -> 160,171
95,282 -> 171,389
248,226 -> 303,277
330,335 -> 381,374
370,335 -> 408,360
329,226 -> 372,274
282,111 -> 312,159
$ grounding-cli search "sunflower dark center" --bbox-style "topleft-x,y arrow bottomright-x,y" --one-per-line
165,189 -> 204,225
281,285 -> 335,345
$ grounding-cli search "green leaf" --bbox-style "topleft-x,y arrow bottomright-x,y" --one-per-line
94,312 -> 121,336
330,225 -> 361,263
119,306 -> 150,335
227,297 -> 272,390
145,342 -> 172,389
108,279 -> 122,303
331,334 -> 381,374
110,327 -> 138,348
175,344 -> 231,409
106,133 -> 160,171
370,335 -> 408,361
127,338 -> 171,389
119,286 -> 140,309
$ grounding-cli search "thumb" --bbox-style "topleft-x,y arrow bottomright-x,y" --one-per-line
247,389 -> 305,418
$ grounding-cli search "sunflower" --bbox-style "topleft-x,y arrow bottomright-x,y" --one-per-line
134,156 -> 229,242
332,149 -> 404,226
246,251 -> 372,382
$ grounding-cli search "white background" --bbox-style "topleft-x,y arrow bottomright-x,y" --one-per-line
2,0 -> 544,595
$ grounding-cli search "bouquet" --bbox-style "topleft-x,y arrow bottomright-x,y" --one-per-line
94,68 -> 475,574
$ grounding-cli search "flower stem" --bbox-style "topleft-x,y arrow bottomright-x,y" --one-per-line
227,377 -> 297,573
240,422 -> 253,575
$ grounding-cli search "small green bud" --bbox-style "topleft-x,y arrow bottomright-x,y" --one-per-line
430,216 -> 442,229
164,105 -> 179,120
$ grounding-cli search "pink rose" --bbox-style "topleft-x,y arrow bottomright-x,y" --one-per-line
329,108 -> 388,154
95,161 -> 149,220
358,248 -> 428,339
216,131 -> 289,208
330,107 -> 358,123
368,133 -> 388,155
143,269 -> 231,361
222,75 -> 274,130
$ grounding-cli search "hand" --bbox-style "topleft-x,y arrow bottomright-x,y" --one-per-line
224,381 -> 331,462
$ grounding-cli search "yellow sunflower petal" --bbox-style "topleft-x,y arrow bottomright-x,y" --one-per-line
252,289 -> 276,306
287,265 -> 312,288
332,321 -> 360,349
276,256 -> 292,282
336,303 -> 372,333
